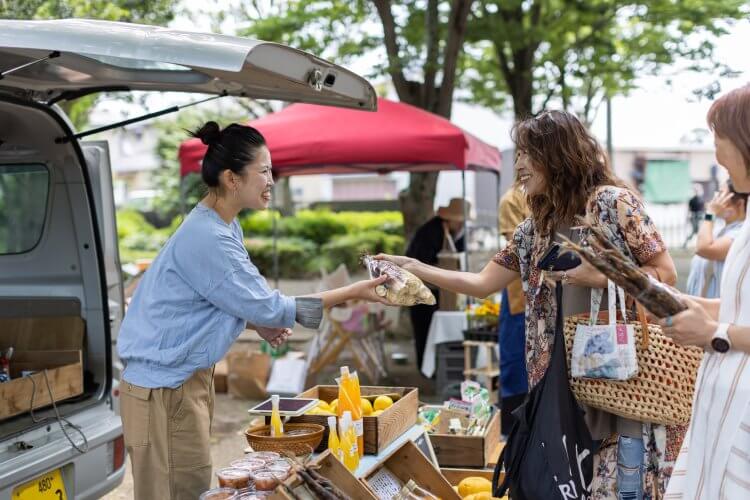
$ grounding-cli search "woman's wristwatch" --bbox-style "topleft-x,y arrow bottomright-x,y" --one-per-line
704,212 -> 715,222
711,323 -> 731,353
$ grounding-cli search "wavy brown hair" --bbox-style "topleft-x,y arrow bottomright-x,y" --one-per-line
512,110 -> 625,235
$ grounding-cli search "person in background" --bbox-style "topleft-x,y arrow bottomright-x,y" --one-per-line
686,181 -> 747,298
117,122 -> 387,500
497,171 -> 529,436
661,83 -> 750,499
405,198 -> 467,372
683,185 -> 706,248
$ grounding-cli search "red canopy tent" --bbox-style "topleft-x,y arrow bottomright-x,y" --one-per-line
178,98 -> 502,283
178,98 -> 501,177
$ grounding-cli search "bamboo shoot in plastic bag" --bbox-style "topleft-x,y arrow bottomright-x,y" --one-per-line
361,254 -> 436,306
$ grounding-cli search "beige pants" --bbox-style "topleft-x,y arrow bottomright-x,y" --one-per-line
121,367 -> 215,500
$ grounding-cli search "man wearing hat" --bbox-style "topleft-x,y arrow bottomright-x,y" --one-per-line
405,198 -> 468,371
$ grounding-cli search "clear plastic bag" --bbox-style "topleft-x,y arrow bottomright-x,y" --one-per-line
362,255 -> 436,306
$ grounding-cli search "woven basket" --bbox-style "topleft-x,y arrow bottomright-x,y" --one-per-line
563,312 -> 703,426
244,423 -> 324,456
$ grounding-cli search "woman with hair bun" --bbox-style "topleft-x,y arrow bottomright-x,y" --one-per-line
116,122 -> 388,499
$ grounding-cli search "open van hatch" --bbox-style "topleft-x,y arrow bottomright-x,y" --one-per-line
0,19 -> 376,111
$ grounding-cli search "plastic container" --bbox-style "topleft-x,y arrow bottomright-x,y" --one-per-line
199,487 -> 239,500
250,469 -> 288,491
236,488 -> 271,499
216,468 -> 252,489
244,451 -> 281,462
326,415 -> 342,461
339,411 -> 359,472
336,367 -> 364,456
230,458 -> 266,472
265,459 -> 292,473
270,394 -> 284,437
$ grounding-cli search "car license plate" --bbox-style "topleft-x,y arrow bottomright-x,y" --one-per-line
12,469 -> 67,500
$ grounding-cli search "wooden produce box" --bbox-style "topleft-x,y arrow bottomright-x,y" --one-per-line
362,440 -> 460,500
270,450 -> 377,500
429,409 -> 502,468
292,385 -> 418,454
0,350 -> 83,420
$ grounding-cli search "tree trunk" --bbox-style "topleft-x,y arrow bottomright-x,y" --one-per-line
399,171 -> 440,244
274,177 -> 295,216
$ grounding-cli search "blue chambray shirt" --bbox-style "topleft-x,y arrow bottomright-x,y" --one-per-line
117,203 -> 296,389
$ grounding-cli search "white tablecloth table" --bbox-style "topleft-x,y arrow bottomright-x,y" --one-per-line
421,311 -> 493,378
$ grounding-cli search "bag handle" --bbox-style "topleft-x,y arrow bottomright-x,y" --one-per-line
635,300 -> 650,350
589,281 -> 627,326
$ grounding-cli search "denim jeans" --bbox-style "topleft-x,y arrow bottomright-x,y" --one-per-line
617,436 -> 645,500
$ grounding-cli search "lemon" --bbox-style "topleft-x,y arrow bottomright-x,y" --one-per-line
316,400 -> 331,411
306,407 -> 322,415
373,395 -> 394,411
360,398 -> 374,416
371,409 -> 384,417
329,399 -> 338,414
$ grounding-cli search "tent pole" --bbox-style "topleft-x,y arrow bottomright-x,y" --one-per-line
461,169 -> 469,272
179,177 -> 186,217
496,171 -> 502,249
272,185 -> 279,289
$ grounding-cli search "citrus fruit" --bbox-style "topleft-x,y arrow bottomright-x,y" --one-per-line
373,395 -> 394,411
360,398 -> 373,416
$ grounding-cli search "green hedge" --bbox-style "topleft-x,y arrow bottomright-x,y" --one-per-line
244,237 -> 318,278
118,209 -> 406,277
321,230 -> 405,272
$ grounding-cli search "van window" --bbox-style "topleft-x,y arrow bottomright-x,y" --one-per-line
0,164 -> 49,254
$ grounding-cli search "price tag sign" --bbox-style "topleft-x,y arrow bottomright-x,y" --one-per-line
367,467 -> 403,500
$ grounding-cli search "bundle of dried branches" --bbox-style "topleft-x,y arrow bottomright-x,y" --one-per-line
558,218 -> 686,318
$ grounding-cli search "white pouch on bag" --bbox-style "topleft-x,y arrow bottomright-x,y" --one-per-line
571,280 -> 638,380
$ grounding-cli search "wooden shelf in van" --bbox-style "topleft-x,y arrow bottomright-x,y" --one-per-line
0,350 -> 83,420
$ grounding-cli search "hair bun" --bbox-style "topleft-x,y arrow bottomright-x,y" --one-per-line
191,121 -> 222,146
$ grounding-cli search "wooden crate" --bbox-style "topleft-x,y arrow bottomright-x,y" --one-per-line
270,450 -> 377,500
363,440 -> 460,499
0,350 -> 83,420
292,385 -> 418,454
429,409 -> 502,468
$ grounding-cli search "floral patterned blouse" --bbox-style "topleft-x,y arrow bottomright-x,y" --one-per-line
492,185 -> 666,388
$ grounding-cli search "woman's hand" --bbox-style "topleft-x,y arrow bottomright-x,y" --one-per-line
349,274 -> 391,304
373,253 -> 417,271
255,326 -> 292,347
658,297 -> 717,348
707,189 -> 733,217
545,260 -> 608,289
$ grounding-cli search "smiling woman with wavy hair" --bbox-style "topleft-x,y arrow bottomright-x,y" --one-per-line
376,109 -> 680,498
512,110 -> 625,235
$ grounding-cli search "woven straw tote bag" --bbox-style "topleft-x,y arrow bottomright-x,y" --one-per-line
563,299 -> 703,425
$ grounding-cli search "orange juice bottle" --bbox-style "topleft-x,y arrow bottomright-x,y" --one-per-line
327,416 -> 343,462
337,366 -> 364,456
340,411 -> 360,472
270,395 -> 284,437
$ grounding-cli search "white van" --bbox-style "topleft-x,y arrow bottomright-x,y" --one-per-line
0,19 -> 375,499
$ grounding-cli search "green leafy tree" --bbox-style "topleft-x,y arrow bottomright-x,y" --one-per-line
0,0 -> 178,129
239,0 -> 476,241
463,0 -> 748,123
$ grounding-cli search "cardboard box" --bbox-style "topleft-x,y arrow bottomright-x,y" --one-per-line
213,359 -> 228,394
292,385 -> 418,454
0,350 -> 83,420
227,351 -> 271,400
362,440 -> 460,499
270,450 -> 377,500
429,408 -> 502,468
